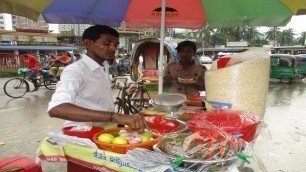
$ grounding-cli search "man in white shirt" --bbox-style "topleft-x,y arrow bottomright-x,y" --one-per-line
48,25 -> 148,132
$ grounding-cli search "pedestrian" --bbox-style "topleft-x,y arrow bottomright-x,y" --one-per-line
20,51 -> 41,92
163,40 -> 206,97
118,55 -> 126,75
48,25 -> 148,132
108,56 -> 119,78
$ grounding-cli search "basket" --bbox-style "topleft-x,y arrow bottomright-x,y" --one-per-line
62,126 -> 104,141
92,128 -> 159,154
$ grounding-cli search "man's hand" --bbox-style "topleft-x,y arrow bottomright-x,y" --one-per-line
112,114 -> 149,133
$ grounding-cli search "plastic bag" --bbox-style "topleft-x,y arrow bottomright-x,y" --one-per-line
157,121 -> 247,161
186,109 -> 261,142
205,48 -> 270,118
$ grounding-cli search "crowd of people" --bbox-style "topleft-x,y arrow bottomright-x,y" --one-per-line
108,54 -> 131,77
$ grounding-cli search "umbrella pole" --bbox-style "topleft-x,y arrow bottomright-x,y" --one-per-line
158,0 -> 166,95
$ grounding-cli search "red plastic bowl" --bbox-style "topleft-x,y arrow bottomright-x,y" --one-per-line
144,116 -> 179,134
62,126 -> 104,141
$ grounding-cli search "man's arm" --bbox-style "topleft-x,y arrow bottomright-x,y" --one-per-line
49,103 -> 111,122
49,103 -> 149,132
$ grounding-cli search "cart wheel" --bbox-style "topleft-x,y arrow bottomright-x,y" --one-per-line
280,78 -> 292,84
4,78 -> 29,98
44,79 -> 57,90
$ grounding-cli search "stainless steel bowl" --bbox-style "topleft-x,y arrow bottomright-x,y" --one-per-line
153,93 -> 186,106
149,99 -> 183,113
152,103 -> 181,112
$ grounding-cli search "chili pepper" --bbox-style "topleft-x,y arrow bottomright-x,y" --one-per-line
205,150 -> 213,158
153,115 -> 162,123
219,147 -> 226,157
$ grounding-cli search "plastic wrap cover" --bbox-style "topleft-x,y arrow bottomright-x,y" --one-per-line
186,109 -> 262,142
156,121 -> 247,161
205,48 -> 270,118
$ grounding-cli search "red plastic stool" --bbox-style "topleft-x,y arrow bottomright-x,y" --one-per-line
0,156 -> 42,172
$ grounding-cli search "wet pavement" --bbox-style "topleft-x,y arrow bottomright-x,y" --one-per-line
0,77 -> 306,172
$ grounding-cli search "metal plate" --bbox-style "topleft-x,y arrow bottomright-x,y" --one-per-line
153,93 -> 186,106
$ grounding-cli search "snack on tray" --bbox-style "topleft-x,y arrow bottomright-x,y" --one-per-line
70,125 -> 92,131
178,77 -> 196,84
157,129 -> 246,161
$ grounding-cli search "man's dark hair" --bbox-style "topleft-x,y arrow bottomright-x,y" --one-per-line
176,40 -> 196,53
19,51 -> 28,55
82,25 -> 119,42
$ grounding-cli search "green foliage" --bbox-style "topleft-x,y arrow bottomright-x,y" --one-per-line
0,69 -> 19,78
249,39 -> 269,47
211,32 -> 227,45
297,32 -> 306,45
277,28 -> 295,46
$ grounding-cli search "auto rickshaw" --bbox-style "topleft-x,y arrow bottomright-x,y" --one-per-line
129,38 -> 179,97
295,55 -> 306,78
270,54 -> 304,83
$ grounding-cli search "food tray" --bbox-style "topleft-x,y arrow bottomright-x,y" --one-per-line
153,142 -> 251,165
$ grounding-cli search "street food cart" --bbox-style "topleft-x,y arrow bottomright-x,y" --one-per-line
37,49 -> 271,172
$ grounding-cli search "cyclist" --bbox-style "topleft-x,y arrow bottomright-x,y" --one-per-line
49,51 -> 71,81
20,51 -> 40,92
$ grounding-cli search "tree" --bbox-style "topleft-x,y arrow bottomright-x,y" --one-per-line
297,32 -> 306,45
265,27 -> 281,46
277,28 -> 295,46
196,25 -> 214,48
211,32 -> 227,45
249,39 -> 269,47
244,27 -> 261,42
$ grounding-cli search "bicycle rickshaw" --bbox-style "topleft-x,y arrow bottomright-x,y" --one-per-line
112,38 -> 179,114
3,68 -> 57,98
129,38 -> 179,95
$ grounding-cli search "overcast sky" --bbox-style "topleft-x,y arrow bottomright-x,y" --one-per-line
258,16 -> 306,36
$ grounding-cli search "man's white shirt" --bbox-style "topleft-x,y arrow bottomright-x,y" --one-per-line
48,54 -> 114,127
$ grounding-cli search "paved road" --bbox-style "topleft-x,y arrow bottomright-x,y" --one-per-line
0,77 -> 66,171
0,77 -> 306,172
